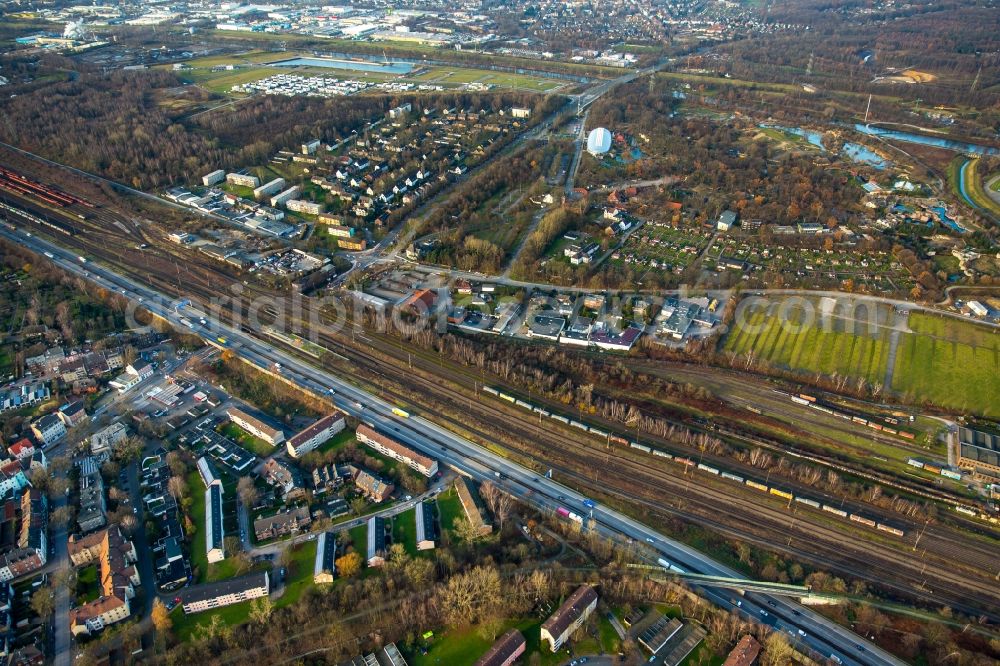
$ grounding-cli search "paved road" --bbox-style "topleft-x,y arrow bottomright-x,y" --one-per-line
3,227 -> 906,666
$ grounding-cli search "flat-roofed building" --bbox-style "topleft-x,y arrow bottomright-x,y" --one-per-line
356,424 -> 438,477
181,572 -> 269,614
366,515 -> 386,567
475,629 -> 526,666
957,425 -> 1000,481
287,199 -> 324,215
227,173 -> 260,188
202,169 -> 226,187
270,185 -> 301,208
455,477 -> 492,537
253,177 -> 286,201
540,585 -> 598,652
314,531 -> 336,584
286,413 -> 346,458
415,500 -> 436,550
227,407 -> 285,446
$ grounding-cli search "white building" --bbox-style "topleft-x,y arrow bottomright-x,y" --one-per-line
253,178 -> 286,200
30,414 -> 66,448
205,481 -> 225,564
270,185 -> 301,208
227,407 -> 285,446
286,413 -> 345,458
510,107 -> 531,119
301,139 -> 321,155
227,173 -> 260,188
202,169 -> 226,187
181,572 -> 269,614
286,199 -> 324,215
90,422 -> 128,455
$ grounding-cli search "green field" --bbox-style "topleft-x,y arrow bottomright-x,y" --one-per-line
171,599 -> 254,642
435,486 -> 464,535
724,300 -> 1000,416
391,508 -> 418,556
276,541 -> 317,609
892,312 -> 1000,415
724,300 -> 892,385
406,612 -> 615,666
219,422 -> 274,458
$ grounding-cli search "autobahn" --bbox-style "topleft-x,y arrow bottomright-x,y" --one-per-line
1,226 -> 906,666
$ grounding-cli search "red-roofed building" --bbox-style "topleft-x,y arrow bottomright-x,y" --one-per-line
7,439 -> 34,461
723,635 -> 762,666
401,289 -> 438,315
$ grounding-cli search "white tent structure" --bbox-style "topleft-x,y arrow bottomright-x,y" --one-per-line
587,127 -> 613,156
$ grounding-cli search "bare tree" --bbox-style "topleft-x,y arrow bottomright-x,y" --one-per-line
479,481 -> 514,532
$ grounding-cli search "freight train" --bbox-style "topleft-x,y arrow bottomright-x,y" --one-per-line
485,386 -> 910,539
787,393 -> 917,440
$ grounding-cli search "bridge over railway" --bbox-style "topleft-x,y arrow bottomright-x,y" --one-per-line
628,564 -> 826,599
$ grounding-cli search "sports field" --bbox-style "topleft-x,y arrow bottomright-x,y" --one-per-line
891,312 -> 1000,415
724,300 -> 893,385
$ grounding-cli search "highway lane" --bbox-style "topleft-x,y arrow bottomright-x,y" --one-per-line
1,226 -> 904,666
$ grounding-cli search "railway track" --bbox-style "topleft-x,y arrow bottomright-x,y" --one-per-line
300,335 -> 1000,618
8,199 -> 1000,620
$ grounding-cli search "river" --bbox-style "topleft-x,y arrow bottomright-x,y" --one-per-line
854,124 -> 999,156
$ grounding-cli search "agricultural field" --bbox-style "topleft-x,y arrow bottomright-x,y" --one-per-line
723,298 -> 895,386
724,299 -> 1000,416
891,312 -> 1000,416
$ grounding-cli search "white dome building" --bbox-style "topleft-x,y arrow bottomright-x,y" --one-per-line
587,127 -> 612,156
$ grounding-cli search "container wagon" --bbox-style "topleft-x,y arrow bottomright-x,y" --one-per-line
923,464 -> 942,475
590,427 -> 609,438
498,392 -> 515,403
794,497 -> 821,508
745,480 -> 768,492
569,420 -> 589,431
907,459 -> 924,469
941,469 -> 962,481
483,386 -> 499,396
721,471 -> 744,483
899,431 -> 915,440
551,414 -> 569,424
609,435 -> 629,446
651,449 -> 672,459
697,463 -> 720,475
769,488 -> 793,500
852,416 -> 868,425
798,394 -> 817,403
876,523 -> 904,537
955,505 -> 977,517
849,514 -> 877,528
631,442 -> 651,453
822,505 -> 848,518
674,457 -> 695,468
791,396 -> 811,406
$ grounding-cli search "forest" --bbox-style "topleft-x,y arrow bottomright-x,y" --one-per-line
0,52 -> 564,192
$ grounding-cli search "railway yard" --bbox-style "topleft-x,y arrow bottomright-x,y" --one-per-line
1,150 -> 998,633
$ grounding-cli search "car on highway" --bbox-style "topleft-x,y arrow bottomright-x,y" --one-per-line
798,629 -> 806,637
767,600 -> 776,607
645,537 -> 654,543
